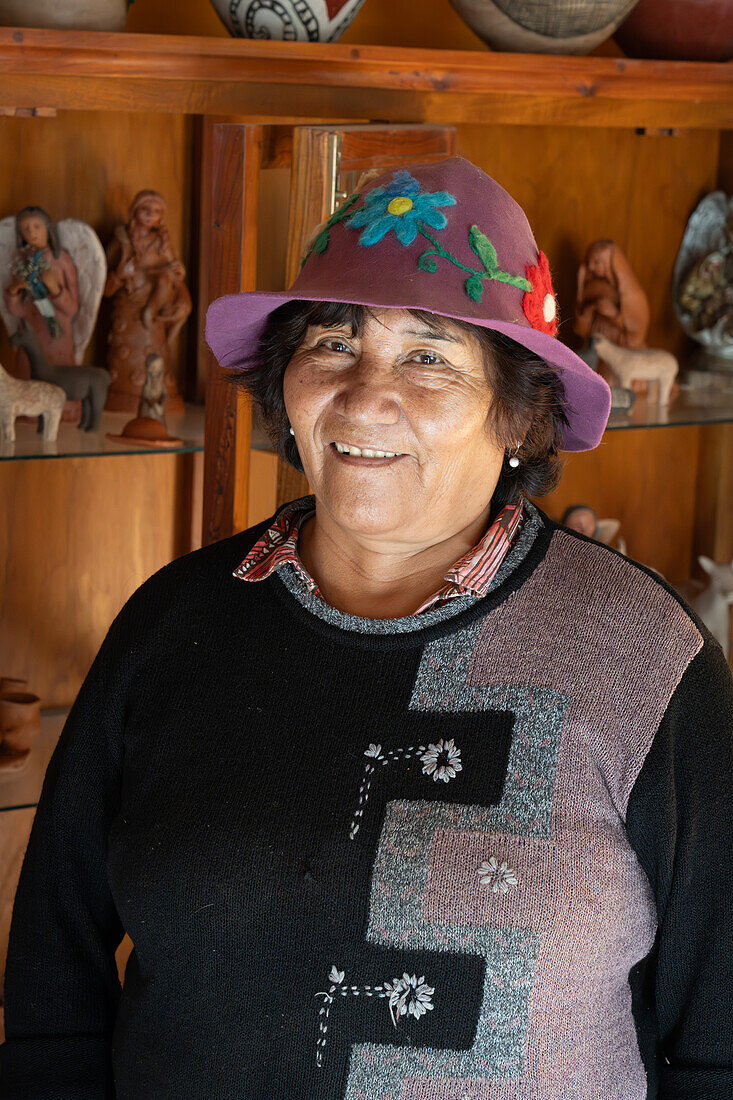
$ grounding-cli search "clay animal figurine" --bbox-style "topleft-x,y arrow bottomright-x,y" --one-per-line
577,341 -> 635,410
0,358 -> 65,443
591,334 -> 678,405
0,207 -> 105,379
9,319 -> 110,431
103,190 -> 191,413
678,557 -> 733,661
574,239 -> 650,349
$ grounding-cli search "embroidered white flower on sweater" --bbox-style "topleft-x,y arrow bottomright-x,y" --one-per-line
384,972 -> 435,1027
420,738 -> 463,783
364,743 -> 383,759
477,856 -> 518,893
316,966 -> 435,1064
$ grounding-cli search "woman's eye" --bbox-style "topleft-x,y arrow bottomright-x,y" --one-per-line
318,338 -> 351,353
411,352 -> 441,366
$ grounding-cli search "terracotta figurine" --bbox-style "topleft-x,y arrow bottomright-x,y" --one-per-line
574,239 -> 650,349
106,353 -> 183,448
0,206 -> 107,431
104,190 -> 191,413
561,504 -> 627,555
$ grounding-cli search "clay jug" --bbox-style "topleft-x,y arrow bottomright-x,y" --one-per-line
0,691 -> 41,755
0,0 -> 129,31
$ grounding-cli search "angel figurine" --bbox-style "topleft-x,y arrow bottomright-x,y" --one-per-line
0,206 -> 106,379
103,190 -> 191,413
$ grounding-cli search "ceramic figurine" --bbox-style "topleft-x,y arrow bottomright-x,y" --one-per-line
210,0 -> 367,41
591,334 -> 678,405
0,208 -> 106,380
574,239 -> 650,349
561,505 -> 627,555
447,0 -> 640,54
673,191 -> 733,372
615,0 -> 733,61
106,353 -> 183,448
577,341 -> 636,410
0,0 -> 129,30
104,190 -> 191,413
0,358 -> 65,444
10,320 -> 110,431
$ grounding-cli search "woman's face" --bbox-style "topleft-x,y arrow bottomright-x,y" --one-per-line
19,215 -> 49,250
283,307 -> 508,546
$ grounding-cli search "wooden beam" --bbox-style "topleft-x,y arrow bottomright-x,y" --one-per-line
0,30 -> 730,129
200,121 -> 263,545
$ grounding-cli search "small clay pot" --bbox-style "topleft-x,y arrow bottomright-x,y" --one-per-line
0,676 -> 27,697
0,691 -> 41,754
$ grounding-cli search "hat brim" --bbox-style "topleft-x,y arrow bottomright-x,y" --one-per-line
205,291 -> 611,452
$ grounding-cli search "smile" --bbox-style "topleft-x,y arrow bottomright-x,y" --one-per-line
333,441 -> 405,459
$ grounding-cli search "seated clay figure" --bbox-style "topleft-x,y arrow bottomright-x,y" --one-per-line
574,240 -> 650,349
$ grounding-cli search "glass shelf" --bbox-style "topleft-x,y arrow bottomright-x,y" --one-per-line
0,404 -> 205,461
0,708 -> 66,813
606,386 -> 733,431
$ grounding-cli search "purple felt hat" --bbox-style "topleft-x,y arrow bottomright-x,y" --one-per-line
206,156 -> 611,451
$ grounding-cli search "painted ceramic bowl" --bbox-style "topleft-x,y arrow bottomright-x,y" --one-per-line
615,0 -> 733,61
210,0 -> 367,41
0,0 -> 128,30
448,0 -> 640,54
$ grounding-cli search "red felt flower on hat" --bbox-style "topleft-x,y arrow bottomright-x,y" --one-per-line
523,251 -> 558,337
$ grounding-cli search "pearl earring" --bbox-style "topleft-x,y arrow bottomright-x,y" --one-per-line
289,427 -> 295,436
508,444 -> 520,468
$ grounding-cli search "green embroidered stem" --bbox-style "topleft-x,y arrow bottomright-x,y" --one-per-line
418,224 -> 532,303
299,192 -> 362,270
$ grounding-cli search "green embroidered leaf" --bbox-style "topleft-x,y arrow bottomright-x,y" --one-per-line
468,225 -> 498,275
465,274 -> 484,302
314,229 -> 330,254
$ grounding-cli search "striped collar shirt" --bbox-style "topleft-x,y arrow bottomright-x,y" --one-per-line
233,495 -> 524,616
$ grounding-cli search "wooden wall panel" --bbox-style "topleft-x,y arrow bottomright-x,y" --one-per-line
539,426 -> 701,583
0,455 -> 194,707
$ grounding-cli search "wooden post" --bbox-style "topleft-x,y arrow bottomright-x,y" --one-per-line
199,120 -> 263,545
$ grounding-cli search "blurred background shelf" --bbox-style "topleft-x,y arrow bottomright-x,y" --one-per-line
0,404 -> 205,462
606,388 -> 733,431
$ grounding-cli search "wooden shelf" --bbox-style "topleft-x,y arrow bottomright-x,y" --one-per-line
0,28 -> 730,128
0,403 -> 205,462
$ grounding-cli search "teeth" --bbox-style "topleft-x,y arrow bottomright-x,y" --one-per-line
334,442 -> 400,458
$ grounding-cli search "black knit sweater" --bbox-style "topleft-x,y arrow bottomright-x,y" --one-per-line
1,501 -> 732,1099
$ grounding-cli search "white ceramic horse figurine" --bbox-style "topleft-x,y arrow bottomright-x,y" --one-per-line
0,360 -> 65,443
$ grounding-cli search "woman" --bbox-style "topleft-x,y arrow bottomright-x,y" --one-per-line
2,158 -> 731,1099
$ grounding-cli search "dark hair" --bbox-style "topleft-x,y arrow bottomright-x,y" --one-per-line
15,206 -> 61,258
229,301 -> 570,511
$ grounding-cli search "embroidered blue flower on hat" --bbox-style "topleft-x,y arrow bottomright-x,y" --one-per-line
345,169 -> 457,247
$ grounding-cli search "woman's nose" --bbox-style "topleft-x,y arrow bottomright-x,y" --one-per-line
337,358 -> 401,423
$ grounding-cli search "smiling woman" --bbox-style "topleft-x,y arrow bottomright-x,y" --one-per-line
3,157 -> 732,1100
